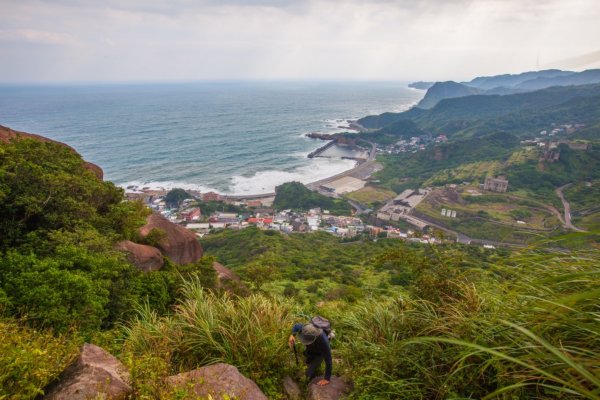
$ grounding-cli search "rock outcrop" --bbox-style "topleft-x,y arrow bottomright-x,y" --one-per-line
166,363 -> 267,400
115,240 -> 164,272
212,261 -> 250,295
0,125 -> 104,180
140,213 -> 203,265
43,343 -> 131,400
283,376 -> 302,400
307,376 -> 353,400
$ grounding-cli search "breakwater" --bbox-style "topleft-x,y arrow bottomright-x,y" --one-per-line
307,140 -> 336,158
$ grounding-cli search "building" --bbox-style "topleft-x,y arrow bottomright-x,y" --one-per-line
483,176 -> 509,193
180,207 -> 201,222
247,217 -> 273,226
246,200 -> 263,208
202,192 -> 221,202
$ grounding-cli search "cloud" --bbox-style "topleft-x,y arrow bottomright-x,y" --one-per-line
0,29 -> 79,46
1,0 -> 599,82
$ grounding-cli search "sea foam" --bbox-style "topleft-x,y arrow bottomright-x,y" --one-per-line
227,157 -> 356,195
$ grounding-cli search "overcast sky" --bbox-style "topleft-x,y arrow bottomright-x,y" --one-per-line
1,0 -> 600,83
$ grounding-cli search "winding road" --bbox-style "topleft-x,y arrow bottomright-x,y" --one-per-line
555,184 -> 586,232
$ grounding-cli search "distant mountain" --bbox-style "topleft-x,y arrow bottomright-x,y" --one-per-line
408,81 -> 435,90
358,83 -> 600,134
516,69 -> 600,90
411,69 -> 600,110
466,69 -> 573,90
416,81 -> 482,109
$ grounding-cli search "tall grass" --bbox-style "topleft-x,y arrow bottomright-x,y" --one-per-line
121,249 -> 600,399
122,278 -> 301,397
330,249 -> 600,399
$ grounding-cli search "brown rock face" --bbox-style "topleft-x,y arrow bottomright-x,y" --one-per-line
0,125 -> 104,180
166,363 -> 267,400
115,240 -> 164,272
44,343 -> 131,400
140,213 -> 203,265
307,376 -> 353,400
212,261 -> 250,295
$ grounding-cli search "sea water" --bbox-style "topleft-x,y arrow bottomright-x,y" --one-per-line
0,81 -> 423,194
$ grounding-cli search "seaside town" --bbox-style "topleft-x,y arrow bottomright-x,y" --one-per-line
125,188 -> 443,245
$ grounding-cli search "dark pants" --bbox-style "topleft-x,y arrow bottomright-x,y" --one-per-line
305,354 -> 323,380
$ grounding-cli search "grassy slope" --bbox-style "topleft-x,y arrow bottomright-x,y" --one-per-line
118,238 -> 600,399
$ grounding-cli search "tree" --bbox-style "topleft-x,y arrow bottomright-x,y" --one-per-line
165,188 -> 192,209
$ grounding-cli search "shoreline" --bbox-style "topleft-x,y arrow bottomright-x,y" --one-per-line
124,119 -> 370,199
124,144 -> 371,200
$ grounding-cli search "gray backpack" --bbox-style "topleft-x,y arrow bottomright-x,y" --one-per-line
311,316 -> 335,340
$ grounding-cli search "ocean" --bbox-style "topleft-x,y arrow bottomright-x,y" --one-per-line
0,82 -> 423,195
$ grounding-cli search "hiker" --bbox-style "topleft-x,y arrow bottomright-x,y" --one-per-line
288,322 -> 332,386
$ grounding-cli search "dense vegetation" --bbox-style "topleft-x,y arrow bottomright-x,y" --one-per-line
273,181 -> 352,215
201,227 -> 504,301
0,138 -> 214,333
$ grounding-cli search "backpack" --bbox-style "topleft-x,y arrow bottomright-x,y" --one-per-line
310,316 -> 335,340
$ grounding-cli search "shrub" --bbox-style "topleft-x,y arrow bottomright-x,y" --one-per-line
0,318 -> 81,399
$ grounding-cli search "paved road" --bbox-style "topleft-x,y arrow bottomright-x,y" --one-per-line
555,184 -> 586,232
403,211 -> 527,247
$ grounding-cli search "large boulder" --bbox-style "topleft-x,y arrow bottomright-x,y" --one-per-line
140,213 -> 203,265
307,376 -> 353,400
212,261 -> 250,295
115,240 -> 164,272
44,343 -> 131,400
283,375 -> 302,400
166,363 -> 267,400
0,125 -> 104,179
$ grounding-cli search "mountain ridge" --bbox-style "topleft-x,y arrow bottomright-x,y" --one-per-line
412,69 -> 600,109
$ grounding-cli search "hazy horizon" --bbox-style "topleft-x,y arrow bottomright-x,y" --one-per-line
1,0 -> 600,84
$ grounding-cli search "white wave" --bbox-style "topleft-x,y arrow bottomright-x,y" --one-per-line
290,151 -> 311,159
227,158 -> 356,195
118,180 -> 220,194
